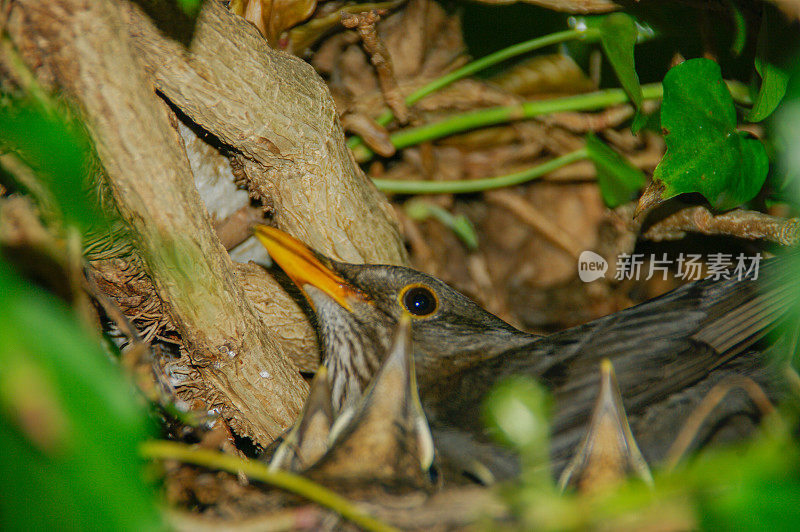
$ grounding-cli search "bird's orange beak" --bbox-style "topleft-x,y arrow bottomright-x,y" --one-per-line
253,225 -> 365,312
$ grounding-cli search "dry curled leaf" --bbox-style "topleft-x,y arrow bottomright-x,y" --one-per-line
490,54 -> 596,97
231,0 -> 317,46
288,0 -> 406,55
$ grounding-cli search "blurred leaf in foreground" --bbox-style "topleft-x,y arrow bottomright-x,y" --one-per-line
175,0 -> 203,15
0,260 -> 164,531
0,97 -> 107,233
483,376 -> 550,454
746,5 -> 796,123
651,58 -> 769,211
483,374 -> 552,491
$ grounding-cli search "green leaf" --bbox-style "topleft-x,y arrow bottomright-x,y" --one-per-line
0,99 -> 108,233
599,13 -> 645,132
746,6 -> 794,122
586,133 -> 646,207
0,261 -> 164,531
653,58 -> 769,211
774,59 -> 800,209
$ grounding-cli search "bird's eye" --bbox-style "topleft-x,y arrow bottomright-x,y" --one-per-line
400,285 -> 438,317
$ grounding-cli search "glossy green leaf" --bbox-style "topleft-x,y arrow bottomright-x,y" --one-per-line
653,58 -> 769,211
599,13 -> 645,132
586,133 -> 646,208
746,6 -> 793,122
0,261 -> 163,530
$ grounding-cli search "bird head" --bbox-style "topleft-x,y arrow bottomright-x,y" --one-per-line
254,225 -> 534,412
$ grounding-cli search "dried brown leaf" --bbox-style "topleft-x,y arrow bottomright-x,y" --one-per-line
231,0 -> 317,46
287,0 -> 405,55
491,54 -> 595,97
323,0 -> 467,116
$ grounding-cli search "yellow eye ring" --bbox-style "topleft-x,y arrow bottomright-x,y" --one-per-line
398,283 -> 439,317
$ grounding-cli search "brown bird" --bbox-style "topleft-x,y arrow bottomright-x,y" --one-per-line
255,225 -> 795,483
270,316 -> 437,492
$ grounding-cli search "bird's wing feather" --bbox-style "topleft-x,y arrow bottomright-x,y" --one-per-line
538,255 -> 791,408
430,254 -> 795,480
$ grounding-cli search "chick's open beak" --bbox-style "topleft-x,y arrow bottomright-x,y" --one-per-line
253,225 -> 365,312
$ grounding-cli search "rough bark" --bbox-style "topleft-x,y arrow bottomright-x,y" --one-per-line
122,0 -> 408,266
2,0 -> 407,444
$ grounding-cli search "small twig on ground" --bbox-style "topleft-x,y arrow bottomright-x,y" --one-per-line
341,10 -> 409,125
643,206 -> 800,246
664,376 -> 774,471
461,141 -> 547,178
540,105 -> 635,133
341,113 -> 395,157
213,203 -> 268,251
486,190 -> 584,260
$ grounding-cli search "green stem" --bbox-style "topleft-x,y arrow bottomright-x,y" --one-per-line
347,27 -> 602,150
354,84 -> 663,162
140,440 -> 399,532
407,28 -> 602,107
373,148 -> 589,195
405,199 -> 479,247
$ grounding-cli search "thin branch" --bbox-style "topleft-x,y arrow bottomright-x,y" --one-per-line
140,440 -> 399,532
342,10 -> 408,124
341,113 -> 395,157
643,206 -> 800,246
213,203 -> 268,251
